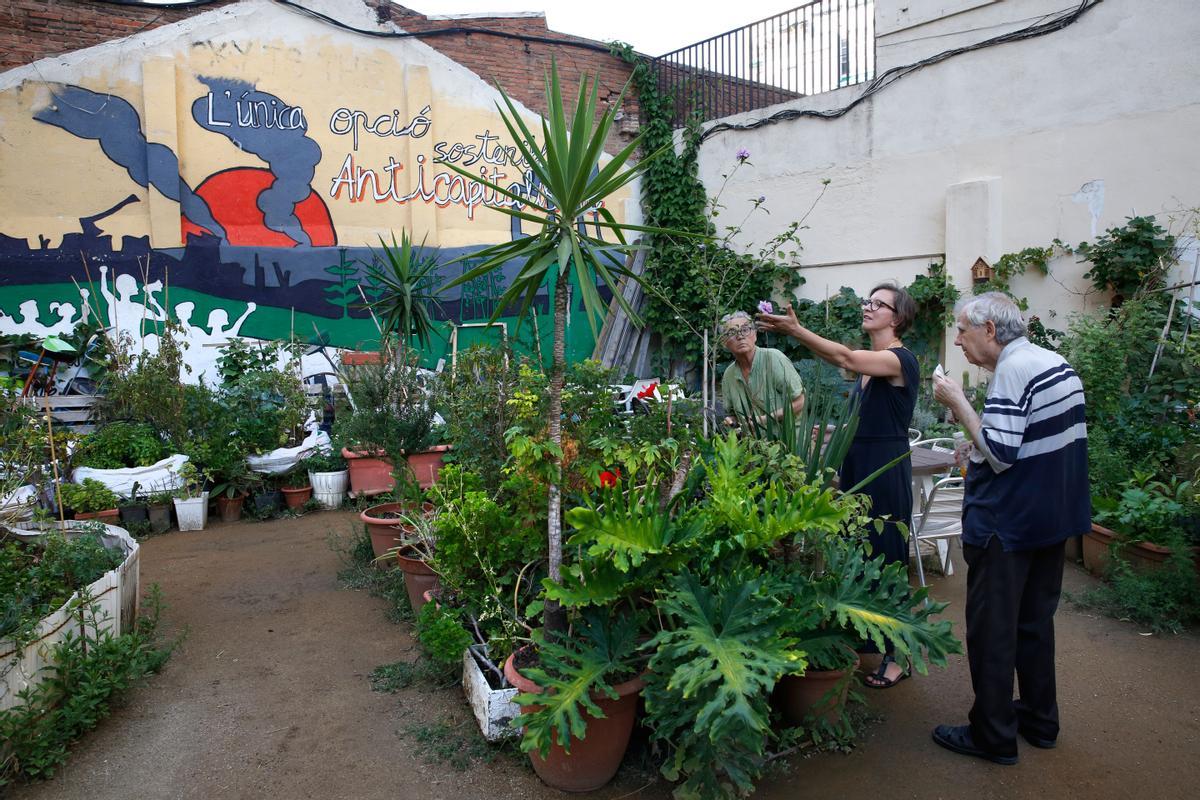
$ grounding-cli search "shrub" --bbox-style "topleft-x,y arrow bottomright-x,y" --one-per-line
73,422 -> 168,470
58,480 -> 120,514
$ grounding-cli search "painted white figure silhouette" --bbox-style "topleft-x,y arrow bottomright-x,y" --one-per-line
0,300 -> 44,336
98,267 -> 167,356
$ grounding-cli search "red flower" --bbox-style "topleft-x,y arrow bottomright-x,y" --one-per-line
599,469 -> 620,488
636,382 -> 659,400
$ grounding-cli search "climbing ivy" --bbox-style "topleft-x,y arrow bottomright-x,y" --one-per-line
612,45 -> 803,370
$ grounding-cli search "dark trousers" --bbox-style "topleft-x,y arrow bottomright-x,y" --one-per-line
963,536 -> 1065,756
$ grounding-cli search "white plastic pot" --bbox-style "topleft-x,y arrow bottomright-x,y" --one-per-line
309,470 -> 349,510
173,492 -> 209,531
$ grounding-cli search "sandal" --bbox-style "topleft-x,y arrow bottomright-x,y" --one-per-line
864,654 -> 910,689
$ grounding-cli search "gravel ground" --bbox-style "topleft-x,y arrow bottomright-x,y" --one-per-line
10,511 -> 1199,800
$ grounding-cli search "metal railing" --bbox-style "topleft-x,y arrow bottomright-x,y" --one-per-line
652,0 -> 875,126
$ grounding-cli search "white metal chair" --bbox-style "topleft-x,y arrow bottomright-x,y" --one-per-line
910,476 -> 965,588
908,427 -> 922,444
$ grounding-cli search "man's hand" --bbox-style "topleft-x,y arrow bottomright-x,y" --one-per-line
954,439 -> 974,468
756,302 -> 804,339
933,373 -> 968,414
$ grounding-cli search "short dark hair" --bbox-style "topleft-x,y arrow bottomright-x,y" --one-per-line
870,282 -> 916,337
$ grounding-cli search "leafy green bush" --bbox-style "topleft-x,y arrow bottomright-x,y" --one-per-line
58,480 -> 120,515
1072,550 -> 1200,634
0,585 -> 179,787
0,528 -> 125,642
73,422 -> 167,470
415,601 -> 473,668
437,345 -> 522,489
1074,215 -> 1176,299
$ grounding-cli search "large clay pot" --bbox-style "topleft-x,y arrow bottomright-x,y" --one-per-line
343,448 -> 395,497
504,649 -> 644,793
1082,523 -> 1117,576
406,445 -> 452,489
281,485 -> 313,509
360,501 -> 422,561
215,493 -> 246,523
147,503 -> 172,534
776,651 -> 860,727
396,546 -> 440,613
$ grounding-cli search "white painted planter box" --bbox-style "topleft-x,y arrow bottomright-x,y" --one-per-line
462,645 -> 519,741
0,521 -> 140,712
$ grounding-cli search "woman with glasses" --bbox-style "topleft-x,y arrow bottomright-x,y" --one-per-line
757,282 -> 919,689
718,311 -> 806,429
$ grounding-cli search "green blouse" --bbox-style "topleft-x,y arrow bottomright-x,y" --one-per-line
721,347 -> 805,420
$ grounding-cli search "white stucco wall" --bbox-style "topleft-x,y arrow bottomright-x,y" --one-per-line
696,0 -> 1200,381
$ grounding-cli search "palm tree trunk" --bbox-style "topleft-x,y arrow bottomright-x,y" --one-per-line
544,269 -> 569,638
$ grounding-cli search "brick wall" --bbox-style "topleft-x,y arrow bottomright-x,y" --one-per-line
0,0 -> 236,72
2,0 -> 642,154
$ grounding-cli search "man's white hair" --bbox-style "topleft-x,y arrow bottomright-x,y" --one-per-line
955,292 -> 1026,344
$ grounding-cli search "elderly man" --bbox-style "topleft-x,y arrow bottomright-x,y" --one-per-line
931,292 -> 1089,765
719,311 -> 805,428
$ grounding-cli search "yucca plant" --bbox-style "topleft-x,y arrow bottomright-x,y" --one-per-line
441,59 -> 687,635
366,231 -> 442,360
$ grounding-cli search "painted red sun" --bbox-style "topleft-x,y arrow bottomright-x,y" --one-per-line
181,166 -> 336,247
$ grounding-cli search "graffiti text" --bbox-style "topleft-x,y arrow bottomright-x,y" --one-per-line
204,90 -> 307,131
328,105 -> 432,151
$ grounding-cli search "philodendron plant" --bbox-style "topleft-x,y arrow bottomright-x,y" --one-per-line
511,433 -> 962,799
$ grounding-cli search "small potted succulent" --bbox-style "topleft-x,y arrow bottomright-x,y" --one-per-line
280,471 -> 313,510
59,478 -> 121,522
302,450 -> 349,510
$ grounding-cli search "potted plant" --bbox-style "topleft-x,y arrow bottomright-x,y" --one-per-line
336,338 -> 440,497
145,488 -> 174,534
280,471 -> 313,510
251,476 -> 283,518
362,503 -> 439,611
172,462 -> 210,532
302,450 -> 348,509
1086,471 -> 1196,576
59,478 -> 121,522
209,455 -> 259,523
117,481 -> 149,527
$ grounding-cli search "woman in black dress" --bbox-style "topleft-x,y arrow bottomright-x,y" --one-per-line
757,282 -> 919,688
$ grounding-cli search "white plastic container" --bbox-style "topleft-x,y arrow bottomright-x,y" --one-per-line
309,470 -> 349,510
173,492 -> 209,531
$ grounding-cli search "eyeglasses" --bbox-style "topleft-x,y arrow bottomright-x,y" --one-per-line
721,323 -> 755,341
862,297 -> 897,312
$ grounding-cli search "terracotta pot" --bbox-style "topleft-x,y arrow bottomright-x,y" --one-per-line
776,651 -> 860,727
360,501 -> 434,561
406,445 -> 452,489
395,546 -> 439,613
1063,534 -> 1083,563
504,649 -> 644,792
215,493 -> 246,523
1082,523 -> 1117,576
281,485 -> 313,509
74,508 -> 120,522
342,448 -> 395,497
340,351 -> 383,366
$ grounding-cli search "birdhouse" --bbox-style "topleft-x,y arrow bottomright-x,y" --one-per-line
971,257 -> 993,285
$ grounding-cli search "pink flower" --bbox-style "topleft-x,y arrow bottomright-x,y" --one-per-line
757,300 -> 774,315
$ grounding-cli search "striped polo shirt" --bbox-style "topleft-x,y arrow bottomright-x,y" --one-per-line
963,337 -> 1091,551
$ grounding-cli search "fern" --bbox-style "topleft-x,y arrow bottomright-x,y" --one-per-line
511,611 -> 640,757
644,571 -> 803,799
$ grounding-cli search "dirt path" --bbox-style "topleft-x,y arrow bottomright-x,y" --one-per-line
11,514 -> 1199,800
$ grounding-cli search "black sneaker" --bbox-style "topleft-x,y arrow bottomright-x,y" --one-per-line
932,724 -> 1018,765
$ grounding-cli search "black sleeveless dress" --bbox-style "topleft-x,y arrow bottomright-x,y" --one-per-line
838,347 -> 919,566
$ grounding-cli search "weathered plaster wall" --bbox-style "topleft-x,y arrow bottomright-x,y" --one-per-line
696,0 -> 1200,381
0,0 -> 636,379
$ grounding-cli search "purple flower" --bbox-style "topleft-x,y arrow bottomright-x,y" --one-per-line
757,195 -> 766,204
757,300 -> 774,315
736,148 -> 750,162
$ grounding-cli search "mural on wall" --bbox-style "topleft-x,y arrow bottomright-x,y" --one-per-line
0,26 -> 626,379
